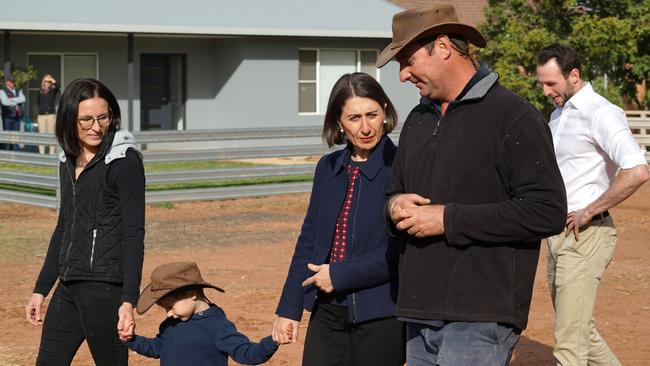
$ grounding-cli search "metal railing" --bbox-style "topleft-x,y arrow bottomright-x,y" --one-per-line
1,111 -> 648,209
627,110 -> 650,161
0,125 -> 341,208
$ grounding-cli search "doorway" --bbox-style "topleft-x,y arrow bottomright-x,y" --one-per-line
140,54 -> 185,130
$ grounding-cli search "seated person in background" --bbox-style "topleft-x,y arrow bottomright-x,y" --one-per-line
125,262 -> 283,366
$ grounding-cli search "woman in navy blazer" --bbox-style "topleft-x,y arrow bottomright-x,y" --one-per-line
272,73 -> 404,366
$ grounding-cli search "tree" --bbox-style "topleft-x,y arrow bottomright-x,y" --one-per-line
0,65 -> 38,89
477,0 -> 649,110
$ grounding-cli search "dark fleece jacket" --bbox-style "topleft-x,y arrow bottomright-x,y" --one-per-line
388,67 -> 567,330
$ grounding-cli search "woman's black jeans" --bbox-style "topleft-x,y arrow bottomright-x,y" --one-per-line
36,281 -> 128,365
302,302 -> 405,366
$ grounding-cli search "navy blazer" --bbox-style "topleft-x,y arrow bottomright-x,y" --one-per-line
276,135 -> 399,323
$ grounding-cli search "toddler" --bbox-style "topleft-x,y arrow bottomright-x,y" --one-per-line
125,262 -> 285,365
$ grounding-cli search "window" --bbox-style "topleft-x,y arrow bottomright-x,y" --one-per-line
26,53 -> 98,119
298,49 -> 379,114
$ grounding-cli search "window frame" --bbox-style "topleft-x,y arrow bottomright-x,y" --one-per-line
25,52 -> 100,117
298,48 -> 380,116
26,52 -> 100,88
298,48 -> 320,116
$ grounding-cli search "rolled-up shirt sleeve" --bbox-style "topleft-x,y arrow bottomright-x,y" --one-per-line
592,107 -> 647,169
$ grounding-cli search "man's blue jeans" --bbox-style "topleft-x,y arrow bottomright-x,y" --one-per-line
406,321 -> 521,366
1,116 -> 21,150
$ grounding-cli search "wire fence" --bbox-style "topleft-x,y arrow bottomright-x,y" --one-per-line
1,111 -> 648,209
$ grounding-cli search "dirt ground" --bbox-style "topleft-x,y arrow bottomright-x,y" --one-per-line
1,183 -> 649,365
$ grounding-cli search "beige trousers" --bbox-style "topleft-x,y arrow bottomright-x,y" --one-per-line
37,114 -> 56,154
546,215 -> 621,366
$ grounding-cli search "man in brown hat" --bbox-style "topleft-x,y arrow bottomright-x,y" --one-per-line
378,4 -> 568,365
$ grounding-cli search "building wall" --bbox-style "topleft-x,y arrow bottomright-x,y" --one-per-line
2,33 -> 418,133
210,36 -> 417,130
390,0 -> 488,26
2,33 -> 129,122
133,36 -> 219,131
2,33 -> 223,131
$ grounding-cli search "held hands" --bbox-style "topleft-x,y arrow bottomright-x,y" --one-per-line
301,263 -> 333,293
25,293 -> 45,326
117,302 -> 135,343
272,264 -> 332,345
390,194 -> 445,237
272,316 -> 299,344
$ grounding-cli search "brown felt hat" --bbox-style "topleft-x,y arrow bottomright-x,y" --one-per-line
136,262 -> 224,315
376,4 -> 486,68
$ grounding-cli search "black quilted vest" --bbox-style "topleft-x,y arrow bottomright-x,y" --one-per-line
57,131 -> 126,283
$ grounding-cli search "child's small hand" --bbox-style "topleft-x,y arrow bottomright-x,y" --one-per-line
120,331 -> 134,343
272,316 -> 299,344
275,323 -> 294,345
118,321 -> 135,343
285,323 -> 293,340
118,302 -> 135,342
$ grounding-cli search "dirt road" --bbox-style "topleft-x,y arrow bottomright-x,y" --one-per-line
1,183 -> 648,365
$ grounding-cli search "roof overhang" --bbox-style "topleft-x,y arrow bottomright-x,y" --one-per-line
0,0 -> 401,39
1,22 -> 392,38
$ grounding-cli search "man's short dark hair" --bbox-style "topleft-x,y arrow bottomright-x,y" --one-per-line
416,34 -> 477,69
55,78 -> 121,158
322,72 -> 398,147
537,44 -> 582,77
418,34 -> 470,57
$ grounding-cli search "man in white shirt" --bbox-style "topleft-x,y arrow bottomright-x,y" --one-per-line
536,44 -> 648,366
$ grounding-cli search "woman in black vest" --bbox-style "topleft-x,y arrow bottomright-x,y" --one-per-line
25,79 -> 145,365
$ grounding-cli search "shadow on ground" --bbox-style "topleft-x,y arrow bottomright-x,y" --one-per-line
512,335 -> 555,365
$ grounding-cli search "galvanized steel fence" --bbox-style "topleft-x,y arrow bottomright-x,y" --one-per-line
1,112 -> 648,209
0,126 -> 325,208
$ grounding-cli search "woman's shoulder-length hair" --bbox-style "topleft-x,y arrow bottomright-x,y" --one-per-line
55,78 -> 121,158
322,72 -> 398,147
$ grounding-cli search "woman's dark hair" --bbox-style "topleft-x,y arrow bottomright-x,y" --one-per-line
55,78 -> 121,157
537,44 -> 582,77
322,72 -> 398,147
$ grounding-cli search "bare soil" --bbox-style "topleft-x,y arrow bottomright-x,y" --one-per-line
1,183 -> 649,365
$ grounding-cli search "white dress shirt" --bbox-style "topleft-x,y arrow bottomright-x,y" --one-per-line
549,82 -> 647,213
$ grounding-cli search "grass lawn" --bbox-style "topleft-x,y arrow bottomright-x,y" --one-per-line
0,160 -> 313,196
0,162 -> 56,176
0,160 -> 257,175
